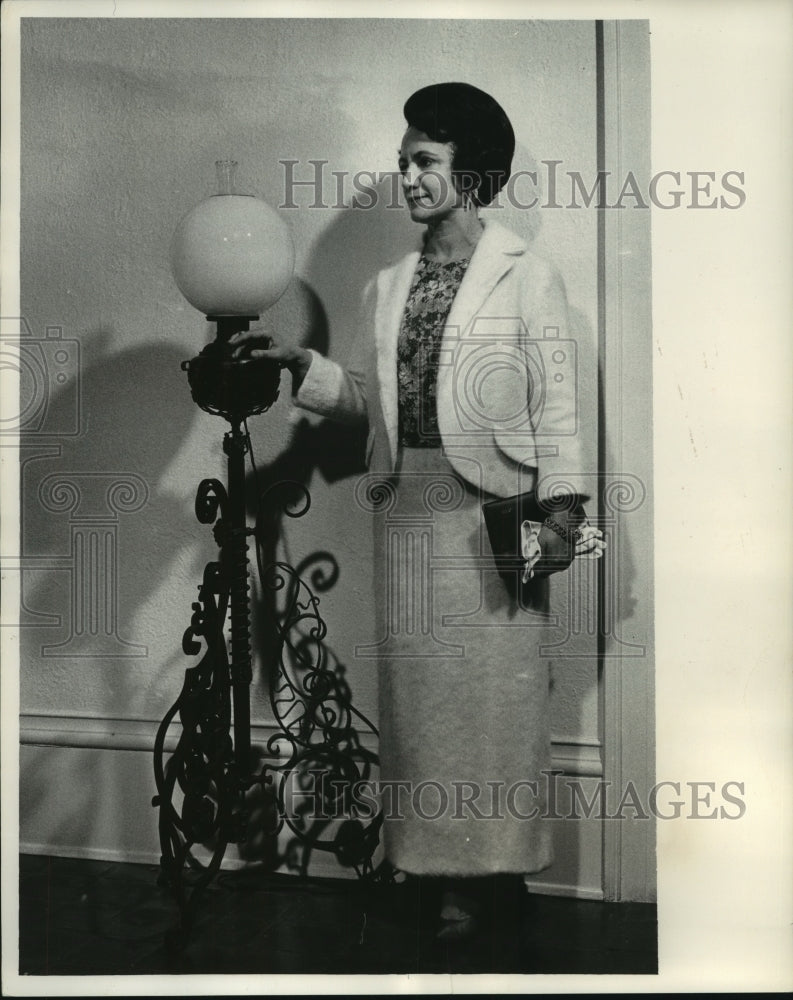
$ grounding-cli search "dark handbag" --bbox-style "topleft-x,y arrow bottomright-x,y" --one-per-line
481,491 -> 587,581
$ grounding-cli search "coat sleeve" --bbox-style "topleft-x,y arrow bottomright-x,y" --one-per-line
292,277 -> 374,428
524,263 -> 590,503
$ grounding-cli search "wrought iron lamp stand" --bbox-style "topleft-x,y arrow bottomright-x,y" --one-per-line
152,318 -> 383,949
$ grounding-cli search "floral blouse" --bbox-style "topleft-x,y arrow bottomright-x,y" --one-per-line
396,255 -> 471,447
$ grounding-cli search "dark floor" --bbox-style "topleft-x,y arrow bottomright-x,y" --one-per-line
18,854 -> 657,976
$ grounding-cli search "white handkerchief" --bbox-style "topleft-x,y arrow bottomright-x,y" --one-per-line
520,519 -> 543,583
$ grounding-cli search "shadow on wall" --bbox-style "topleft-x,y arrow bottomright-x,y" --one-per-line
20,337 -> 201,680
242,180 -> 415,694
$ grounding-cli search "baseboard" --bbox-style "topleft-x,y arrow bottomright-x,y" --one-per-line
21,841 -> 164,869
18,841 -> 339,877
524,879 -> 604,901
19,713 -> 605,896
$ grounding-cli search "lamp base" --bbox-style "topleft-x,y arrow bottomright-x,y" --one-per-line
181,315 -> 281,421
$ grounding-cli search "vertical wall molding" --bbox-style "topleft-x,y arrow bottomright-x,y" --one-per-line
598,20 -> 656,903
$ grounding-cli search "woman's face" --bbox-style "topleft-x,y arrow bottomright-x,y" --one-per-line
398,126 -> 462,224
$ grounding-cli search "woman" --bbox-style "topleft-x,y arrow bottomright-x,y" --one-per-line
232,82 -> 604,939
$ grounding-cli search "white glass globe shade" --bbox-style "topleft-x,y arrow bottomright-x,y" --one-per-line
170,193 -> 295,316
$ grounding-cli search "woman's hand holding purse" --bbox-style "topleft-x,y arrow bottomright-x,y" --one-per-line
483,491 -> 606,584
573,522 -> 606,559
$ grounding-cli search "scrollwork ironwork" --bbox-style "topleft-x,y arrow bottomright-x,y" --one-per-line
154,468 -> 388,949
152,480 -> 244,947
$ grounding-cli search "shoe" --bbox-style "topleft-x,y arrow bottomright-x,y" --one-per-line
439,887 -> 481,922
435,879 -> 482,942
435,913 -> 479,942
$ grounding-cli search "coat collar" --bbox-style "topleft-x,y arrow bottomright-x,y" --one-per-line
373,218 -> 527,465
376,217 -> 527,343
444,219 -> 526,339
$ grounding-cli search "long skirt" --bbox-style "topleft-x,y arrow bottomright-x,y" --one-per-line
365,446 -> 555,877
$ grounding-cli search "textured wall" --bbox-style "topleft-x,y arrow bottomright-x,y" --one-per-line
19,17 -> 605,885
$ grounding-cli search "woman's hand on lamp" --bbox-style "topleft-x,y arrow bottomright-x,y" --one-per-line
229,328 -> 313,392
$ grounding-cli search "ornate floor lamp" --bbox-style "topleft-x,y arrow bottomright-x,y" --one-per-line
152,163 -> 382,948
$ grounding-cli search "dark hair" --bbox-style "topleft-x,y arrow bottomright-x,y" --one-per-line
403,82 -> 515,207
